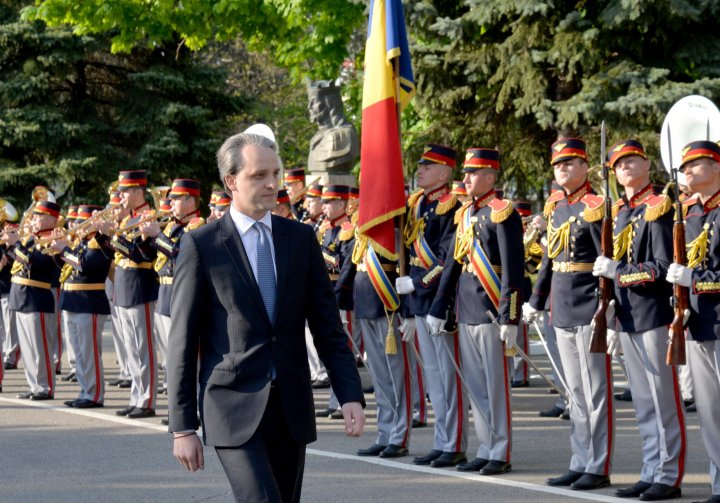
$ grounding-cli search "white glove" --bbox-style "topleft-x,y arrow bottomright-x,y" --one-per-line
522,303 -> 541,323
399,317 -> 416,342
426,314 -> 444,335
589,299 -> 616,334
500,324 -> 518,350
593,256 -> 620,279
606,329 -> 620,357
666,263 -> 693,287
395,276 -> 415,295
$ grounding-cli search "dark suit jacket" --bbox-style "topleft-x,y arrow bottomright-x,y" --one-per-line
167,211 -> 364,447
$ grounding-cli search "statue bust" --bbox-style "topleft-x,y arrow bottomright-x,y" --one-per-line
307,80 -> 359,175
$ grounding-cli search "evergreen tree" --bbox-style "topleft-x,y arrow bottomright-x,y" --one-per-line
0,1 -> 245,209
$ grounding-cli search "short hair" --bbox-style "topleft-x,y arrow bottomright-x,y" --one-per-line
217,133 -> 279,192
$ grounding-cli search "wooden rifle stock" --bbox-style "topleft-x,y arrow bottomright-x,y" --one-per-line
590,212 -> 612,353
667,220 -> 688,365
590,120 -> 611,353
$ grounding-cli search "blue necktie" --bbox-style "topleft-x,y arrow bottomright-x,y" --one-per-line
253,222 -> 277,323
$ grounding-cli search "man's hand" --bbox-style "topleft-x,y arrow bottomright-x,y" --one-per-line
173,433 -> 204,472
341,402 -> 365,437
140,220 -> 161,239
395,276 -> 415,295
522,303 -> 541,323
593,256 -> 620,279
399,317 -> 416,342
426,314 -> 444,335
666,263 -> 693,287
500,324 -> 518,350
606,329 -> 621,357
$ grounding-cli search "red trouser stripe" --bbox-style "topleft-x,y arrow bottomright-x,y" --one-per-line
39,314 -> 53,396
414,336 -> 426,422
400,340 -> 413,448
502,341 -> 512,462
670,365 -> 687,487
144,304 -> 155,409
603,354 -> 614,476
453,332 -> 464,453
91,314 -> 102,403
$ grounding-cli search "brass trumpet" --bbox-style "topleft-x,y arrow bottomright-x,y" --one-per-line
114,211 -> 172,240
288,177 -> 322,205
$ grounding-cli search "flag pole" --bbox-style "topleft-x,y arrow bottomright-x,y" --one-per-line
393,55 -> 407,276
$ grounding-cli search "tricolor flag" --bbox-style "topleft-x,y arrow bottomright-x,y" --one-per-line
357,0 -> 415,259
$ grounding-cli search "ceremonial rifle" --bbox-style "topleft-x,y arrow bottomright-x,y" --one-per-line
590,121 -> 612,353
666,128 -> 688,366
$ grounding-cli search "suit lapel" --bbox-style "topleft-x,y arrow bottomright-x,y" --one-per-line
271,215 -> 289,322
220,212 -> 270,325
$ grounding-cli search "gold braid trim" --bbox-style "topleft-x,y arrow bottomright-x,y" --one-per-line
644,195 -> 672,222
403,213 -> 424,246
686,228 -> 709,269
87,237 -> 100,250
612,225 -> 633,261
10,261 -> 23,276
546,219 -> 571,259
436,193 -> 457,215
338,224 -> 355,242
59,263 -> 74,283
453,216 -> 474,263
351,232 -> 369,265
543,200 -> 556,217
406,189 -> 423,210
612,201 -> 623,219
455,201 -> 472,225
490,201 -> 514,223
582,201 -> 605,222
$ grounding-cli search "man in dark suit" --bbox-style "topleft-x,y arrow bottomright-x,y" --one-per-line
167,132 -> 365,503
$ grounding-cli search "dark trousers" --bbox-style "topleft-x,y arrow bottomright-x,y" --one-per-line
215,386 -> 306,503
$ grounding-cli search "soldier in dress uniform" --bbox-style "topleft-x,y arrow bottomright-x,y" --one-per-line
352,215 -> 413,460
210,191 -> 231,222
427,147 -> 524,476
509,201 -> 535,388
97,170 -> 159,419
284,167 -> 307,220
302,183 -> 325,235
60,205 -> 79,383
591,140 -> 686,500
140,179 -> 204,398
666,141 -> 720,503
272,188 -> 294,219
1,219 -> 20,371
314,185 -> 356,418
5,200 -> 62,400
105,190 -> 132,389
50,204 -> 113,408
524,138 -> 615,490
394,144 -> 468,468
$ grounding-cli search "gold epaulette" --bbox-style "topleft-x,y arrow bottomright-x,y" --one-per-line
489,198 -> 514,223
186,217 -> 205,231
163,221 -> 174,237
612,199 -> 624,219
351,211 -> 358,224
436,192 -> 458,215
543,190 -> 564,217
87,237 -> 101,250
339,221 -> 355,241
455,200 -> 473,225
581,194 -> 605,222
407,189 -> 424,209
644,194 -> 672,221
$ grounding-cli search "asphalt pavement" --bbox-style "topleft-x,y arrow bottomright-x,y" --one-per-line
0,324 -> 712,502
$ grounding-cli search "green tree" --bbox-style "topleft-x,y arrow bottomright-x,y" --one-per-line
0,1 -> 245,209
23,0 -> 365,80
407,0 -> 720,203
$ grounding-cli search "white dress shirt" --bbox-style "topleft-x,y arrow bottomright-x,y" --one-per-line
228,206 -> 277,279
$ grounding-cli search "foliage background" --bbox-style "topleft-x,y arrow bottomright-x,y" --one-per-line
4,0 -> 720,212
